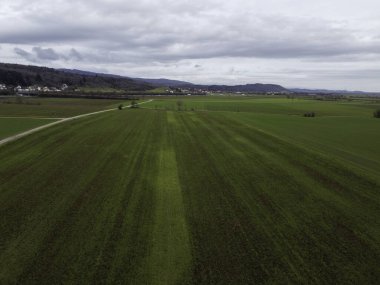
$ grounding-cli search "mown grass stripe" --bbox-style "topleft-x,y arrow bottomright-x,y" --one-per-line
145,111 -> 192,285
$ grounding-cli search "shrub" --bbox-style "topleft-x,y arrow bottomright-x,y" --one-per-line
15,96 -> 24,104
303,112 -> 315,117
374,109 -> 380,118
131,100 -> 139,108
118,104 -> 123,110
176,100 -> 184,111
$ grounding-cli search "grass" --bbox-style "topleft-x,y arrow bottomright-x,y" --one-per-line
172,110 -> 380,284
144,96 -> 380,116
232,113 -> 380,177
0,97 -> 128,140
76,87 -> 125,93
148,87 -> 169,93
144,97 -> 380,176
0,97 -> 127,118
0,96 -> 379,284
0,117 -> 58,140
146,112 -> 191,284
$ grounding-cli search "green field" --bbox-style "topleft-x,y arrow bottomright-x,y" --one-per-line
144,97 -> 380,177
0,96 -> 379,284
0,97 -> 127,118
145,96 -> 380,116
0,97 -> 129,143
0,118 -> 58,140
76,87 -> 125,93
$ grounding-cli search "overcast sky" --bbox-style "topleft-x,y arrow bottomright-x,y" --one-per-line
1,0 -> 380,91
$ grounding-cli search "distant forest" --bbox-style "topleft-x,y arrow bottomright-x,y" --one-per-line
0,63 -> 153,91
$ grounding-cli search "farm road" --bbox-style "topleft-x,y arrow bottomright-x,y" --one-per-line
0,99 -> 153,147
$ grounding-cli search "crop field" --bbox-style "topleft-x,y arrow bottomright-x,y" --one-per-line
0,117 -> 58,140
144,97 -> 380,176
146,96 -> 380,116
0,96 -> 379,284
0,97 -> 129,140
0,97 -> 127,118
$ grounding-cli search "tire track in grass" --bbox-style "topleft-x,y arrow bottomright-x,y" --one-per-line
146,111 -> 192,285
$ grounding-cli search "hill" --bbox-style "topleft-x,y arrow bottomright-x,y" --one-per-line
59,70 -> 288,92
0,63 -> 290,94
133,78 -> 193,87
289,88 -> 380,96
60,69 -> 194,87
203,83 -> 289,93
0,63 -> 153,91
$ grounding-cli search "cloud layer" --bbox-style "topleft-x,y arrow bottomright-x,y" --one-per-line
1,0 -> 380,90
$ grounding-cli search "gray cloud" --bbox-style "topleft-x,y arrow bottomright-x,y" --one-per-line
14,47 -> 36,62
69,48 -> 83,61
2,1 -> 379,61
1,0 -> 380,91
32,47 -> 60,60
13,46 -> 84,62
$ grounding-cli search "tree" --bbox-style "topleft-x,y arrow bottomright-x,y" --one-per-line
303,112 -> 315,117
35,73 -> 43,82
15,96 -> 24,104
131,100 -> 139,108
176,100 -> 184,111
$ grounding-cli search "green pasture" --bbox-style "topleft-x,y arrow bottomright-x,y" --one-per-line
0,96 -> 379,284
77,87 -> 124,93
232,113 -> 380,177
144,97 -> 380,176
0,117 -> 58,140
144,96 -> 380,117
0,97 -> 126,118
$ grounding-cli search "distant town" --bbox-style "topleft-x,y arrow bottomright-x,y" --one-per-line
0,83 -> 69,94
0,83 -> 289,96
